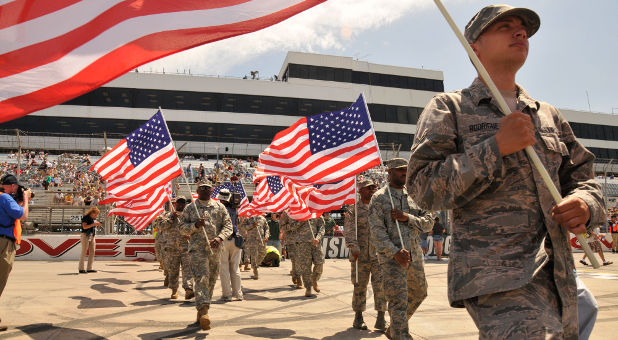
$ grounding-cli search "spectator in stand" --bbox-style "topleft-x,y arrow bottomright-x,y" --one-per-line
54,190 -> 64,204
64,192 -> 74,205
84,195 -> 93,206
79,207 -> 100,273
323,212 -> 336,236
431,216 -> 446,261
73,193 -> 85,206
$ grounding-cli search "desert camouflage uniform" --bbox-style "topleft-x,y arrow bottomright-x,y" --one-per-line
159,211 -> 193,292
180,199 -> 233,310
239,215 -> 269,269
407,78 -> 606,339
344,202 -> 386,313
369,185 -> 433,339
284,214 -> 325,289
153,215 -> 169,281
279,212 -> 301,283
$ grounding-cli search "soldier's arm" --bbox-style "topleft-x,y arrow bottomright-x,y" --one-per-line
314,217 -> 325,240
554,107 -> 606,231
407,210 -> 434,233
343,206 -> 360,253
217,206 -> 233,241
261,217 -> 270,240
179,204 -> 197,237
407,94 -> 505,212
369,196 -> 399,259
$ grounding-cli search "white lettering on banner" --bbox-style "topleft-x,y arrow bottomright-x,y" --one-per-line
68,215 -> 82,223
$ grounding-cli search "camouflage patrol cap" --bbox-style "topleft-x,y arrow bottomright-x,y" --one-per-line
385,158 -> 408,169
357,179 -> 376,189
173,195 -> 186,203
464,4 -> 540,43
197,179 -> 213,188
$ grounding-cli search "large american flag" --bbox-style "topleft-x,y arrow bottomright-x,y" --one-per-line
210,182 -> 250,216
0,0 -> 326,123
254,94 -> 381,184
108,182 -> 172,218
285,177 -> 356,220
241,175 -> 293,217
125,208 -> 164,232
91,110 -> 181,201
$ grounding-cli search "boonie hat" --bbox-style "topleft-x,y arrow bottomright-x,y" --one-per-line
358,179 -> 376,189
173,195 -> 187,203
197,179 -> 213,188
464,4 -> 540,43
385,158 -> 408,169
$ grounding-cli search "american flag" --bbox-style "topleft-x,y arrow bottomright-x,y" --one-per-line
0,0 -> 326,123
108,182 -> 171,218
125,208 -> 164,232
241,176 -> 293,217
285,177 -> 356,220
91,110 -> 181,201
254,94 -> 381,184
210,182 -> 250,216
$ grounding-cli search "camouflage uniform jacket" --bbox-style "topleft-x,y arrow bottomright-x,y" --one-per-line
280,213 -> 325,243
238,215 -> 269,244
158,211 -> 185,250
407,78 -> 606,307
343,202 -> 377,262
369,186 -> 434,261
179,199 -> 233,252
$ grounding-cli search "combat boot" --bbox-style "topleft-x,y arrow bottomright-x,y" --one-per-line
295,277 -> 303,289
243,264 -> 250,271
304,287 -> 312,297
292,276 -> 298,285
163,276 -> 169,287
185,289 -> 195,300
312,280 -> 320,293
170,288 -> 178,299
252,268 -> 258,280
352,311 -> 368,330
197,305 -> 211,330
374,311 -> 386,330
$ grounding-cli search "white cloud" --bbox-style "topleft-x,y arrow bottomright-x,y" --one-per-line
142,0 -> 434,75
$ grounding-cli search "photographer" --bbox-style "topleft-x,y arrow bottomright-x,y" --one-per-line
79,207 -> 100,274
0,174 -> 30,332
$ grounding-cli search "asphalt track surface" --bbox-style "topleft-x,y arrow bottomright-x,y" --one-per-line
0,253 -> 616,339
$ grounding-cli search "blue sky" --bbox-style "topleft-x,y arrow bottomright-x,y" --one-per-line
146,0 -> 618,114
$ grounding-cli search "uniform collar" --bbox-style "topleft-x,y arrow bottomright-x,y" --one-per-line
468,77 -> 539,113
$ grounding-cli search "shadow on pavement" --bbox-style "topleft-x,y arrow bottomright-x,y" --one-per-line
131,298 -> 173,307
91,278 -> 134,285
91,284 -> 125,294
17,323 -> 107,340
70,296 -> 126,309
138,324 -> 203,339
236,326 -> 295,338
322,327 -> 384,340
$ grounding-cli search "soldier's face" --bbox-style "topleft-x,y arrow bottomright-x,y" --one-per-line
471,16 -> 528,72
389,168 -> 407,187
175,201 -> 186,211
197,186 -> 211,200
359,185 -> 377,200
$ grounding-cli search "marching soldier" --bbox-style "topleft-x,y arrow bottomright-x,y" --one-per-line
280,211 -> 303,288
239,214 -> 269,280
370,158 -> 433,340
344,179 -> 387,331
160,196 -> 194,300
180,180 -> 233,330
152,213 -> 169,287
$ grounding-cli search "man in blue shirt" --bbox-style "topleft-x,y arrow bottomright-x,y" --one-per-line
0,174 -> 30,332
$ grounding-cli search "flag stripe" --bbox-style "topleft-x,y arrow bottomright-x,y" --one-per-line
105,145 -> 178,189
125,208 -> 162,231
0,0 -> 81,30
109,184 -> 170,217
0,0 -> 326,123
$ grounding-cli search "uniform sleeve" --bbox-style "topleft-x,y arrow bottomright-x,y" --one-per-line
369,195 -> 399,259
179,203 -> 197,236
217,205 -> 233,240
406,94 -> 504,211
314,217 -> 325,240
408,209 -> 434,233
278,213 -> 288,236
554,106 -> 606,229
343,205 -> 360,253
261,217 -> 270,240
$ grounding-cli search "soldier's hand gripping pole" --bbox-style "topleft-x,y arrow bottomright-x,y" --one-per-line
433,0 -> 600,268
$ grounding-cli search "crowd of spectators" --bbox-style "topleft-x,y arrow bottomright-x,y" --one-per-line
185,157 -> 256,184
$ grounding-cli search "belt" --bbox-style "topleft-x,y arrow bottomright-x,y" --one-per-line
0,234 -> 15,242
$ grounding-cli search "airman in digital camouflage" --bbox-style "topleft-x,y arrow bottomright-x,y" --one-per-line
370,158 -> 433,340
152,213 -> 169,287
344,179 -> 387,331
239,214 -> 269,279
180,180 -> 233,330
280,211 -> 303,288
407,5 -> 606,339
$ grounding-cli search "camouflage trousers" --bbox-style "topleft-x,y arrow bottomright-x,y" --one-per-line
381,253 -> 427,338
293,241 -> 324,288
463,264 -> 572,339
189,248 -> 221,310
163,245 -> 193,291
155,238 -> 168,280
286,243 -> 300,281
350,256 -> 386,312
246,243 -> 266,270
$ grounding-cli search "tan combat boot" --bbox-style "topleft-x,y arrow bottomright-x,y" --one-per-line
170,288 -> 178,299
252,268 -> 258,280
295,277 -> 303,289
197,305 -> 211,330
185,289 -> 195,300
305,287 -> 312,297
312,280 -> 320,293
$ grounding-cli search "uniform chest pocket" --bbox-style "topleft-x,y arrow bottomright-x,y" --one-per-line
539,132 -> 569,156
538,132 -> 568,175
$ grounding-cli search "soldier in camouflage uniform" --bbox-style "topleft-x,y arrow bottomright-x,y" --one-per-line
283,213 -> 325,297
406,5 -> 606,339
180,180 -> 233,330
370,158 -> 434,340
152,212 -> 169,287
238,214 -> 269,280
160,196 -> 194,300
344,179 -> 387,331
279,211 -> 302,288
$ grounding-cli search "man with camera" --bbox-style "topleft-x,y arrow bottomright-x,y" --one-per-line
0,174 -> 31,332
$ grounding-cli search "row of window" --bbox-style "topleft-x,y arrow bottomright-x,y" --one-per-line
62,87 -> 424,124
285,63 -> 444,92
1,116 -> 416,150
570,122 -> 618,142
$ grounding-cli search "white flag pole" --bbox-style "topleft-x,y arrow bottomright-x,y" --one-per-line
433,0 -> 599,268
159,108 -> 214,255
